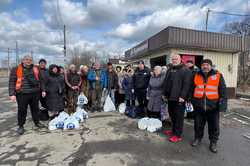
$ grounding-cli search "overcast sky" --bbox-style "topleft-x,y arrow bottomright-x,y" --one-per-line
0,0 -> 249,66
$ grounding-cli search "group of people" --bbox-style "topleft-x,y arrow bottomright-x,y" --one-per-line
8,53 -> 227,153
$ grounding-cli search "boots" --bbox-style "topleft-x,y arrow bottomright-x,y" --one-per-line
209,142 -> 218,153
17,126 -> 24,135
191,139 -> 202,147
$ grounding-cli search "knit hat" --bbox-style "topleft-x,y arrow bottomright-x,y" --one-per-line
39,58 -> 47,64
201,59 -> 212,66
138,60 -> 144,65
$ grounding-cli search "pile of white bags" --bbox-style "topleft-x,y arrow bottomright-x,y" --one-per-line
48,108 -> 89,131
48,93 -> 89,131
138,118 -> 162,133
103,95 -> 116,112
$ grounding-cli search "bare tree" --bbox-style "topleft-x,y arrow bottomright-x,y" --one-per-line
67,49 -> 99,69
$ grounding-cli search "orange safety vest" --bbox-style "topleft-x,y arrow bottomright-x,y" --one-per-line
193,72 -> 221,100
16,64 -> 39,90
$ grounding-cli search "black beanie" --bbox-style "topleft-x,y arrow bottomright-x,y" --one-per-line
201,59 -> 212,66
138,60 -> 144,65
39,58 -> 47,64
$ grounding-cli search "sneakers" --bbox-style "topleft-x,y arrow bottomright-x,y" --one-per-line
169,136 -> 182,143
209,142 -> 218,153
191,139 -> 202,147
163,130 -> 173,136
17,126 -> 24,135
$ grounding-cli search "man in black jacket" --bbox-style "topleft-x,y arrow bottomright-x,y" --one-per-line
9,55 -> 46,135
190,59 -> 227,153
163,54 -> 192,143
132,60 -> 151,117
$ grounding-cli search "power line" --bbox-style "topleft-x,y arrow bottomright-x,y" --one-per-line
209,9 -> 250,17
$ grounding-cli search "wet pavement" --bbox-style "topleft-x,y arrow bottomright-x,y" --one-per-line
0,79 -> 250,166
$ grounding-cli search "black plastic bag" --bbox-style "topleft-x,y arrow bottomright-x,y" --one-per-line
38,108 -> 49,121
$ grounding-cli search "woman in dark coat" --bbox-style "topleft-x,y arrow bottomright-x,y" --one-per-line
147,66 -> 166,119
122,68 -> 135,107
45,64 -> 65,117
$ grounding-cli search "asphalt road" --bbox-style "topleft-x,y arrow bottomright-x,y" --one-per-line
0,80 -> 250,166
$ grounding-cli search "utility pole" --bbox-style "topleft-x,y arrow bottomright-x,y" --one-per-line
63,25 -> 66,66
7,48 -> 10,76
205,8 -> 210,31
16,41 -> 19,65
31,50 -> 33,60
242,33 -> 246,81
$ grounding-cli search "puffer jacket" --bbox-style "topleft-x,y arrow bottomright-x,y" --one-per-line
133,67 -> 151,90
147,71 -> 166,112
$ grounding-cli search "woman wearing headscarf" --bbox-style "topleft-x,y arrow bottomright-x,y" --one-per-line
45,64 -> 65,118
147,66 -> 166,119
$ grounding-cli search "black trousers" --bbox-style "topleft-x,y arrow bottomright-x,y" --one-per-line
135,90 -> 148,109
126,100 -> 135,107
168,101 -> 185,137
16,92 -> 40,127
194,110 -> 220,143
115,91 -> 125,106
40,94 -> 47,109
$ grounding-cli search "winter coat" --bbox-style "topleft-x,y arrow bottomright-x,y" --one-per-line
87,68 -> 107,90
147,71 -> 166,112
65,71 -> 81,88
107,70 -> 119,91
163,64 -> 192,101
39,67 -> 49,83
133,67 -> 151,91
9,63 -> 45,96
190,69 -> 227,112
122,74 -> 135,100
45,65 -> 65,112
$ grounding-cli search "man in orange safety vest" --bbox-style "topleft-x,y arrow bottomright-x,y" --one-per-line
190,59 -> 227,153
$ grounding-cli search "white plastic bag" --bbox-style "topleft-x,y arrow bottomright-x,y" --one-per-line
160,103 -> 169,121
118,103 -> 126,114
138,118 -> 150,130
101,89 -> 108,106
48,117 -> 59,131
73,107 -> 89,122
147,118 -> 162,133
103,95 -> 116,112
58,111 -> 70,120
77,92 -> 88,106
63,116 -> 80,130
48,117 -> 65,130
137,118 -> 162,133
185,102 -> 194,113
